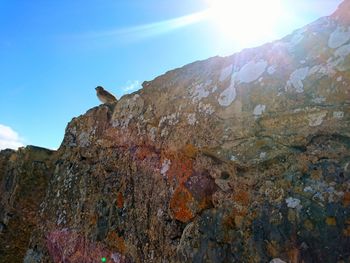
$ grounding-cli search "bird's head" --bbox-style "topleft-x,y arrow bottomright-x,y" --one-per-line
95,86 -> 104,91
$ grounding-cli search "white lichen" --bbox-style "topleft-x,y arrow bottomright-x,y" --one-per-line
304,186 -> 314,193
290,28 -> 306,47
122,114 -> 134,129
267,65 -> 276,75
328,56 -> 345,72
191,83 -> 210,102
159,113 -> 179,127
311,97 -> 326,104
219,65 -> 233,82
270,259 -> 287,263
149,127 -> 157,141
333,111 -> 344,119
287,67 -> 309,93
307,111 -> 327,127
77,131 -> 91,147
334,43 -> 350,58
160,129 -> 169,137
57,210 -> 67,225
160,159 -> 171,177
309,64 -> 329,77
218,83 -> 236,107
345,162 -> 350,172
187,113 -> 197,125
260,152 -> 267,159
156,208 -> 163,218
230,155 -> 237,161
69,126 -> 77,136
285,197 -> 302,209
111,253 -> 123,263
132,94 -> 140,101
328,26 -> 350,49
237,60 -> 268,83
198,102 -> 215,114
313,192 -> 325,202
112,113 -> 134,129
253,104 -> 266,117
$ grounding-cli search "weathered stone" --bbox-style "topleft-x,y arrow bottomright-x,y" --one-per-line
0,146 -> 54,262
1,1 -> 350,262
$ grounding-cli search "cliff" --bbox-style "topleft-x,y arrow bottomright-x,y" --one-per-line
1,1 -> 350,262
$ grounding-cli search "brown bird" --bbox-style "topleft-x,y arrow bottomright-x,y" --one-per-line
95,86 -> 117,104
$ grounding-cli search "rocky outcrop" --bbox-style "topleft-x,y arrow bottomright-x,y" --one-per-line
1,1 -> 350,262
0,146 -> 54,263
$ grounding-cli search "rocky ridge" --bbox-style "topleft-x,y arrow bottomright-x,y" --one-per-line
1,1 -> 350,262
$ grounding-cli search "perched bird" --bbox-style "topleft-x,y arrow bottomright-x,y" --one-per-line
95,86 -> 117,104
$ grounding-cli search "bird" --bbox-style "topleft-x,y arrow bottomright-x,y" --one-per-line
95,86 -> 117,104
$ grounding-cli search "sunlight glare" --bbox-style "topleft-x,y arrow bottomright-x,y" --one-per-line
206,0 -> 285,46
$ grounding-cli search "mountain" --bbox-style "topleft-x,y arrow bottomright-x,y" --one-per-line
1,1 -> 350,262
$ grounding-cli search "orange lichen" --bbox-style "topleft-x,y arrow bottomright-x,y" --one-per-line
70,250 -> 85,262
135,147 -> 150,160
117,192 -> 124,209
222,215 -> 235,229
133,144 -> 159,161
233,190 -> 250,206
223,211 -> 248,230
234,216 -> 244,228
343,226 -> 350,237
343,192 -> 350,206
266,240 -> 279,258
198,197 -> 212,211
288,248 -> 300,263
107,232 -> 126,254
255,140 -> 267,147
169,186 -> 195,223
90,214 -> 98,226
231,206 -> 248,217
310,168 -> 322,180
167,156 -> 193,184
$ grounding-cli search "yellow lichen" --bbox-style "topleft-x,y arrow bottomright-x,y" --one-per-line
304,219 -> 314,231
326,217 -> 337,226
343,226 -> 350,237
182,144 -> 198,159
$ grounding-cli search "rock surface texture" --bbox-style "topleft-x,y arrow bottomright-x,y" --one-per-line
0,147 -> 54,262
1,1 -> 350,262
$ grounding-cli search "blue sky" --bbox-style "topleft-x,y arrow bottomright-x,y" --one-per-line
0,0 -> 342,150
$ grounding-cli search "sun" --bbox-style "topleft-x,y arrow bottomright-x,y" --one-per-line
206,0 -> 285,47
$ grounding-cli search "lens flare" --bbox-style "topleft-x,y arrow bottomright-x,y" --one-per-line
206,0 -> 286,46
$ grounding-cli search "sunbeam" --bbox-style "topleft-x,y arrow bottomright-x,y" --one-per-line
82,10 -> 209,42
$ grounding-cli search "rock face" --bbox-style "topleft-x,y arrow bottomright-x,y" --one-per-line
0,146 -> 54,262
2,1 -> 350,262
